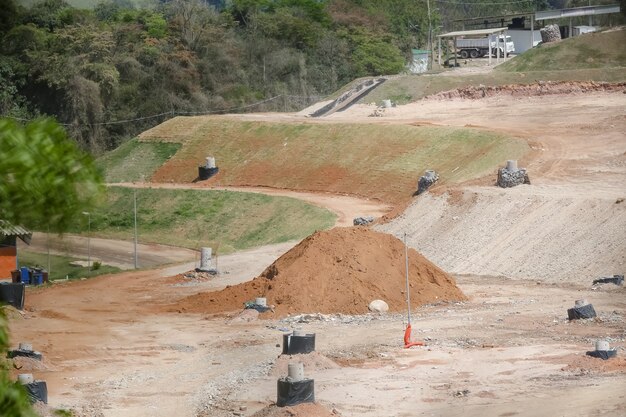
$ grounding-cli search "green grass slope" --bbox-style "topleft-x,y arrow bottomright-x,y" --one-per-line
67,187 -> 336,253
498,29 -> 626,72
97,138 -> 180,183
139,118 -> 529,205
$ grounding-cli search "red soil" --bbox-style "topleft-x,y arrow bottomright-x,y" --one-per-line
172,228 -> 466,318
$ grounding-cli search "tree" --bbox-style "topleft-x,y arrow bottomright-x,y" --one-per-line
352,34 -> 406,76
0,118 -> 104,233
0,120 -> 97,417
0,0 -> 19,35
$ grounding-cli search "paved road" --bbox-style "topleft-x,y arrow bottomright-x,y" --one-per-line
19,232 -> 198,270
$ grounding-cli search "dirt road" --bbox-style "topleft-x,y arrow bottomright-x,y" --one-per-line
20,232 -> 198,270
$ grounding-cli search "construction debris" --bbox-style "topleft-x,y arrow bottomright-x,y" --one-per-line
540,24 -> 561,44
417,170 -> 439,195
497,160 -> 530,188
368,299 -> 389,313
353,216 -> 374,226
369,107 -> 386,117
593,275 -> 624,286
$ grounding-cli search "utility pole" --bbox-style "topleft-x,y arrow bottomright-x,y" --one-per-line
427,0 -> 433,70
82,212 -> 91,276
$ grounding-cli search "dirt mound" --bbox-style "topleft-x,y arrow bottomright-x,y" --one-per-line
174,228 -> 466,317
250,403 -> 340,417
426,81 -> 626,100
10,356 -> 53,372
270,352 -> 340,377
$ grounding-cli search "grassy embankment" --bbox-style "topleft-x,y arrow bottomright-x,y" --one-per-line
140,120 -> 529,206
96,139 -> 181,183
66,187 -> 336,254
365,29 -> 626,104
93,140 -> 336,252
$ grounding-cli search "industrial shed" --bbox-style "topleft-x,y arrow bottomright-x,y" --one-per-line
0,220 -> 32,279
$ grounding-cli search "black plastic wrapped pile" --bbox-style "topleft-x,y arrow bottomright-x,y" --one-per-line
282,332 -> 316,355
567,300 -> 596,320
592,275 -> 624,286
416,170 -> 439,195
276,378 -> 315,407
586,340 -> 618,361
25,381 -> 48,404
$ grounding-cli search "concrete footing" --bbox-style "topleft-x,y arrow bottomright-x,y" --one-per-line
277,363 -> 314,407
587,339 -> 618,360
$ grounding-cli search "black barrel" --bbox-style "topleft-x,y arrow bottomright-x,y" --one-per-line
282,333 -> 315,355
8,349 -> 43,361
567,304 -> 596,320
0,283 -> 25,310
25,381 -> 48,404
276,378 -> 314,407
198,166 -> 219,180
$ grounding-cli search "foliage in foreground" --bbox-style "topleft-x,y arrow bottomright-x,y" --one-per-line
0,118 -> 104,232
0,308 -> 38,417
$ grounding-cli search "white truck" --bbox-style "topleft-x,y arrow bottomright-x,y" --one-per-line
455,36 -> 515,59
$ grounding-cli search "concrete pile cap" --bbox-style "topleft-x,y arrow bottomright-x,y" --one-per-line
595,340 -> 610,351
574,299 -> 589,307
19,342 -> 33,352
18,374 -> 34,384
287,362 -> 305,381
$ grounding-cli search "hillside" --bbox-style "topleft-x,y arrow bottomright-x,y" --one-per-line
498,28 -> 626,72
363,28 -> 626,105
137,118 -> 528,205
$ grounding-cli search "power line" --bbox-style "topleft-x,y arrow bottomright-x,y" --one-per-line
435,0 -> 533,5
1,94 -> 319,127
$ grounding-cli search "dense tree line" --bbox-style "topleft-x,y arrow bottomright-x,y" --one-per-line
0,0 -> 430,152
1,0 -> 618,153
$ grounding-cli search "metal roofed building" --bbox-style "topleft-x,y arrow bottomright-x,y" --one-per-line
0,220 -> 32,279
437,27 -> 511,67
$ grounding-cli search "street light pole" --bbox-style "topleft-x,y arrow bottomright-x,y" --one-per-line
133,189 -> 138,269
82,211 -> 91,276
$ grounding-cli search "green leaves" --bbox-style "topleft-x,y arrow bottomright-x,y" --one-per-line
352,35 -> 406,76
0,308 -> 39,417
0,118 -> 104,233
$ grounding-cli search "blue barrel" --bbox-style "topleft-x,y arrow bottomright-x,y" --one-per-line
20,267 -> 30,284
31,273 -> 43,286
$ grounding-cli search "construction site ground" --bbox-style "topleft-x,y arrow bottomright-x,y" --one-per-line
6,80 -> 626,416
